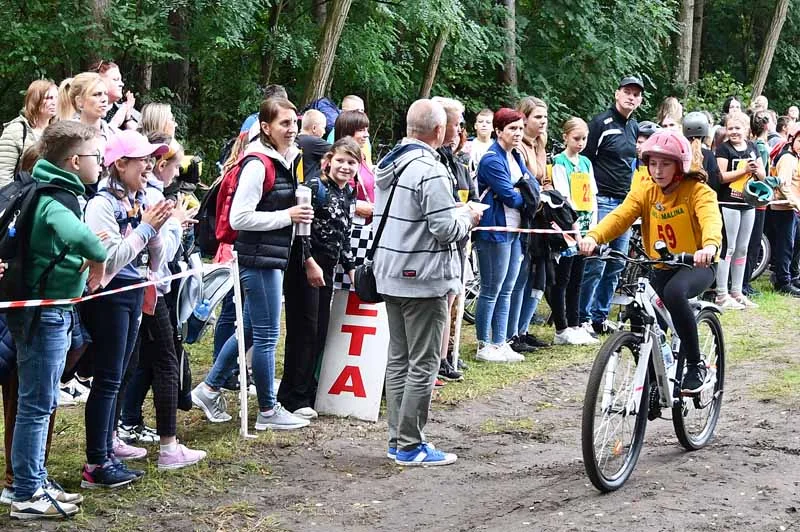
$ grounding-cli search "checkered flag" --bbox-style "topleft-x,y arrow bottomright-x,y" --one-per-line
334,223 -> 374,290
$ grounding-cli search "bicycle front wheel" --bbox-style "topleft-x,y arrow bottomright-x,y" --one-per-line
582,331 -> 650,492
673,308 -> 725,450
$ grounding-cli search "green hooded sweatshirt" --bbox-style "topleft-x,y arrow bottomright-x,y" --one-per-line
27,159 -> 107,304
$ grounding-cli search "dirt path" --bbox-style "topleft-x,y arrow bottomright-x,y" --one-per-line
5,336 -> 800,531
205,348 -> 800,532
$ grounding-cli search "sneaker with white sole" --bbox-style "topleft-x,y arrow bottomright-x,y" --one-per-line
60,378 -> 90,404
395,443 -> 457,466
732,294 -> 758,308
57,388 -> 78,407
118,423 -> 159,444
554,328 -> 580,345
570,326 -> 600,345
498,342 -> 524,362
1,487 -> 14,505
293,407 -> 318,420
475,343 -> 507,363
112,437 -> 147,460
9,487 -> 79,520
254,404 -> 310,431
158,443 -> 207,471
43,478 -> 83,505
581,321 -> 599,339
191,383 -> 232,423
715,294 -> 745,310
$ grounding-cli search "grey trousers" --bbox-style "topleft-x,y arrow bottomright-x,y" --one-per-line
383,294 -> 448,451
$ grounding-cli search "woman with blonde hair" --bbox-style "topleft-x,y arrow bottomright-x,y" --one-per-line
657,96 -> 683,131
0,79 -> 58,184
139,103 -> 176,137
59,72 -> 115,141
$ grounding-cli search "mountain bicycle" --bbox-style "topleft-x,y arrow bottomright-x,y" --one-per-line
581,243 -> 725,492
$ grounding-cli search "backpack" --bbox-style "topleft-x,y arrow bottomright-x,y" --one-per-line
0,171 -> 80,305
212,153 -> 276,249
301,98 -> 340,138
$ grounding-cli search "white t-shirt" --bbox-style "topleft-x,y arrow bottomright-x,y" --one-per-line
503,151 -> 523,229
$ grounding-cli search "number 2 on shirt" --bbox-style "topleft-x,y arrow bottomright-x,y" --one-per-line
569,172 -> 593,211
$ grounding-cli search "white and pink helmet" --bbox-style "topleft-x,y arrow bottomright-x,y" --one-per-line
641,130 -> 692,174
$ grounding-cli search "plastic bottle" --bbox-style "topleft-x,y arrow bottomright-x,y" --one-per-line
193,298 -> 212,321
659,331 -> 674,370
561,245 -> 578,258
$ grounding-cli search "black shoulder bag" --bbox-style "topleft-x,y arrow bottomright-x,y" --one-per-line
352,174 -> 400,303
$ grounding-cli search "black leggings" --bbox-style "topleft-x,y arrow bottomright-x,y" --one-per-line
651,265 -> 716,364
549,255 -> 584,331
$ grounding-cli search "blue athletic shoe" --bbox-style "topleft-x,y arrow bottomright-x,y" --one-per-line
394,443 -> 457,466
387,447 -> 397,459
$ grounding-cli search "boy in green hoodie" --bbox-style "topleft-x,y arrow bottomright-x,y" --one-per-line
8,121 -> 107,520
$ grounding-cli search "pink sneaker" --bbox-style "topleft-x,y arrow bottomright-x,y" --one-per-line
113,437 -> 147,460
157,444 -> 207,471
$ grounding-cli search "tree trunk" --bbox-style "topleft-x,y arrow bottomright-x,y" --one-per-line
261,1 -> 285,84
751,0 -> 789,100
312,0 -> 327,25
303,0 -> 354,106
675,0 -> 694,86
501,0 -> 517,91
689,0 -> 704,83
141,61 -> 153,92
88,0 -> 111,65
167,7 -> 191,103
419,27 -> 449,99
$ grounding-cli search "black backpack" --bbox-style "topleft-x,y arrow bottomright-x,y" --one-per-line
194,177 -> 221,258
0,171 -> 81,304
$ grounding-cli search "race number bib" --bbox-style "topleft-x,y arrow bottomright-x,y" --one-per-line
648,203 -> 697,257
569,171 -> 593,211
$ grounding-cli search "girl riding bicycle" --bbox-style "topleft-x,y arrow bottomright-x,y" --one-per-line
579,130 -> 723,393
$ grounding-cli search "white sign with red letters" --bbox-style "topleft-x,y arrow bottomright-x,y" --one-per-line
315,289 -> 389,422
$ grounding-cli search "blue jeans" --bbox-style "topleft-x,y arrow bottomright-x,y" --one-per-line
579,196 -> 631,324
205,267 -> 283,410
508,252 -> 544,338
8,308 -> 73,500
474,235 -> 523,344
213,289 -> 236,361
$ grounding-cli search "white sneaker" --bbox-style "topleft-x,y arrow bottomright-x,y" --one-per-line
9,487 -> 80,520
554,328 -> 580,345
570,326 -> 601,345
57,389 -> 78,407
476,343 -> 507,363
715,295 -> 745,310
498,342 -> 525,362
255,404 -> 310,431
732,294 -> 758,308
68,379 -> 91,403
0,487 -> 14,505
293,407 -> 318,420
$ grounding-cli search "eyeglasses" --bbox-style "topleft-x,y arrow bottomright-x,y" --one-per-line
76,153 -> 104,165
123,156 -> 156,165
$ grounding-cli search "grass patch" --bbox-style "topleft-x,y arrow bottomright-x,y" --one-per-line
751,365 -> 800,402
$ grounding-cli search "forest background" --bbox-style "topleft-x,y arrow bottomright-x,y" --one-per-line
0,0 -> 796,171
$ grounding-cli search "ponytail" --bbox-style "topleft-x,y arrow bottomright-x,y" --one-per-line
685,138 -> 708,183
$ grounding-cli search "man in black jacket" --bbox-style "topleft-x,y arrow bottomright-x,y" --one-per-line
579,76 -> 642,335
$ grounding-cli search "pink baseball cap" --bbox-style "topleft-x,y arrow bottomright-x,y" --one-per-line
105,130 -> 169,167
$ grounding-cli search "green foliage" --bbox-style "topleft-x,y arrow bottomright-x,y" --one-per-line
683,71 -> 752,120
1,0 -> 799,179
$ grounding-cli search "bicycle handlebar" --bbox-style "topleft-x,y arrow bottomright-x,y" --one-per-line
588,245 -> 694,270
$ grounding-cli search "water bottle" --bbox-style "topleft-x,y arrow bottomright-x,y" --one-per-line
193,298 -> 212,321
295,185 -> 312,236
561,245 -> 578,258
659,331 -> 674,370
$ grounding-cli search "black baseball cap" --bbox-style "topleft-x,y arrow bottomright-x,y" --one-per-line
619,76 -> 645,91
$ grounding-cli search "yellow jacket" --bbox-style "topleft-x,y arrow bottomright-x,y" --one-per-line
587,178 -> 722,260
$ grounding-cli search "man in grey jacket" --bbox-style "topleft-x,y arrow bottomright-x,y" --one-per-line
373,99 -> 481,466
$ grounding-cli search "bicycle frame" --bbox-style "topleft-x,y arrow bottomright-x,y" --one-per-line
603,274 -> 681,417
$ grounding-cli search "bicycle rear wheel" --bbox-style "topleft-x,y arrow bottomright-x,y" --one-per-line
582,331 -> 650,492
673,309 -> 725,450
463,279 -> 479,325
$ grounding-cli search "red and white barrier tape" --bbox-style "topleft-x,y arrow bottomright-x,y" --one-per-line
0,262 -> 229,310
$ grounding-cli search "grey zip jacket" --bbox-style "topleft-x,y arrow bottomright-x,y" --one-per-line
373,138 -> 473,298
